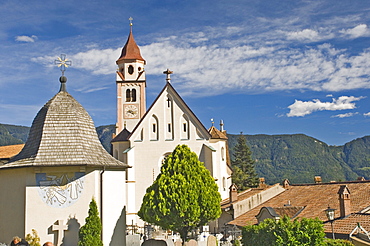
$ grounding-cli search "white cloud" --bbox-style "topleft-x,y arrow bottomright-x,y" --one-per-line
340,24 -> 370,39
287,96 -> 364,117
286,29 -> 319,41
30,27 -> 370,97
364,112 -> 370,117
15,35 -> 37,43
284,28 -> 334,42
331,112 -> 358,118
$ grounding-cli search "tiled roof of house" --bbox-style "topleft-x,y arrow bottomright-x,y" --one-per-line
228,181 -> 370,229
273,206 -> 305,218
2,86 -> 128,169
324,213 -> 370,235
0,144 -> 24,159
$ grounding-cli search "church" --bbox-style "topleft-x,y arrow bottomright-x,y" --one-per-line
0,24 -> 232,245
111,24 -> 232,228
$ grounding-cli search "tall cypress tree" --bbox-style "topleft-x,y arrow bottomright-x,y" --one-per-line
78,198 -> 103,246
231,133 -> 259,190
138,144 -> 221,245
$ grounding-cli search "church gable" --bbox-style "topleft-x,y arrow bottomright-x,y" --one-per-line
129,82 -> 210,142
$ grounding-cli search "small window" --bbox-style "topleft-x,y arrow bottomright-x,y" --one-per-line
126,89 -> 131,102
183,123 -> 187,132
132,89 -> 137,102
128,65 -> 134,75
167,98 -> 171,108
168,123 -> 171,132
153,123 -> 156,133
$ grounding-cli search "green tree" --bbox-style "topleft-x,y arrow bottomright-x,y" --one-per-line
242,216 -> 326,246
138,144 -> 221,245
78,198 -> 103,246
231,133 -> 258,190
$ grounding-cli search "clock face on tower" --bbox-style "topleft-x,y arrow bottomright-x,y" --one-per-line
124,104 -> 139,118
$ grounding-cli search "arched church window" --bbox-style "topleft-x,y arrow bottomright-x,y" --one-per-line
128,65 -> 134,75
126,89 -> 131,102
150,115 -> 159,140
223,177 -> 226,191
221,147 -> 225,161
132,89 -> 137,102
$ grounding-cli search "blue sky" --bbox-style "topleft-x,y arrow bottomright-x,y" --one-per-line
1,0 -> 370,146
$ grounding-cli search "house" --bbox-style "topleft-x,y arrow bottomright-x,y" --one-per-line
218,180 -> 285,233
228,178 -> 370,240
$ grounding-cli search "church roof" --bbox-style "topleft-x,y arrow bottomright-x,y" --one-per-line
116,27 -> 145,64
111,128 -> 131,142
208,126 -> 228,140
2,82 -> 128,169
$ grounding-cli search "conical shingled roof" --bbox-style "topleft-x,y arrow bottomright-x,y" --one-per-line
116,27 -> 145,64
2,89 -> 128,169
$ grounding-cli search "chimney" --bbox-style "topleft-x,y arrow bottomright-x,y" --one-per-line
314,176 -> 322,183
282,179 -> 290,188
229,184 -> 238,203
220,120 -> 224,132
259,177 -> 267,188
338,185 -> 351,217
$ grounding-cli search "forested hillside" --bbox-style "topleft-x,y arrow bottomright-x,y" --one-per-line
228,134 -> 359,184
2,123 -> 370,184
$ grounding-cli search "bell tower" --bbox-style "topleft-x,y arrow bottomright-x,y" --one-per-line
116,18 -> 146,133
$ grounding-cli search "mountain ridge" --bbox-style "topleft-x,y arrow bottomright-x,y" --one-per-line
1,123 -> 370,184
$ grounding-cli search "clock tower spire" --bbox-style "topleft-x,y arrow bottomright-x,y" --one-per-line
116,18 -> 146,133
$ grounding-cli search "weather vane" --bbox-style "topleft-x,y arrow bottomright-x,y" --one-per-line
129,17 -> 133,26
54,54 -> 72,76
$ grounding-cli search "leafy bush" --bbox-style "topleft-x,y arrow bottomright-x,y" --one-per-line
242,216 -> 326,246
325,238 -> 354,246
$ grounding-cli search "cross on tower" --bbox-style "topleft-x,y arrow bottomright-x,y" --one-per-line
52,220 -> 68,246
163,68 -> 173,83
54,54 -> 72,76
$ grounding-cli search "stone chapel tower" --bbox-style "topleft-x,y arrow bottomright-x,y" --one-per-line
116,22 -> 146,133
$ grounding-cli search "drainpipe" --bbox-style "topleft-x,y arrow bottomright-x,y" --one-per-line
100,167 -> 105,240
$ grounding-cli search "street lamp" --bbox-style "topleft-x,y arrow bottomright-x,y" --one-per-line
324,206 -> 336,239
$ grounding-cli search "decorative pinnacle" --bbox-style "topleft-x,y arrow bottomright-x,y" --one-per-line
163,68 -> 173,83
211,118 -> 214,126
129,17 -> 133,26
54,54 -> 72,76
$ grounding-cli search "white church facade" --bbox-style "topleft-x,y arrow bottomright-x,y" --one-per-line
111,26 -> 232,227
0,25 -> 232,245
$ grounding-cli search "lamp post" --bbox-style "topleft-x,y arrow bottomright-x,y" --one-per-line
324,206 -> 336,239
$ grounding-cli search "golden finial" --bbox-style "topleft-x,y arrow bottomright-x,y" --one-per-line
129,17 -> 133,26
